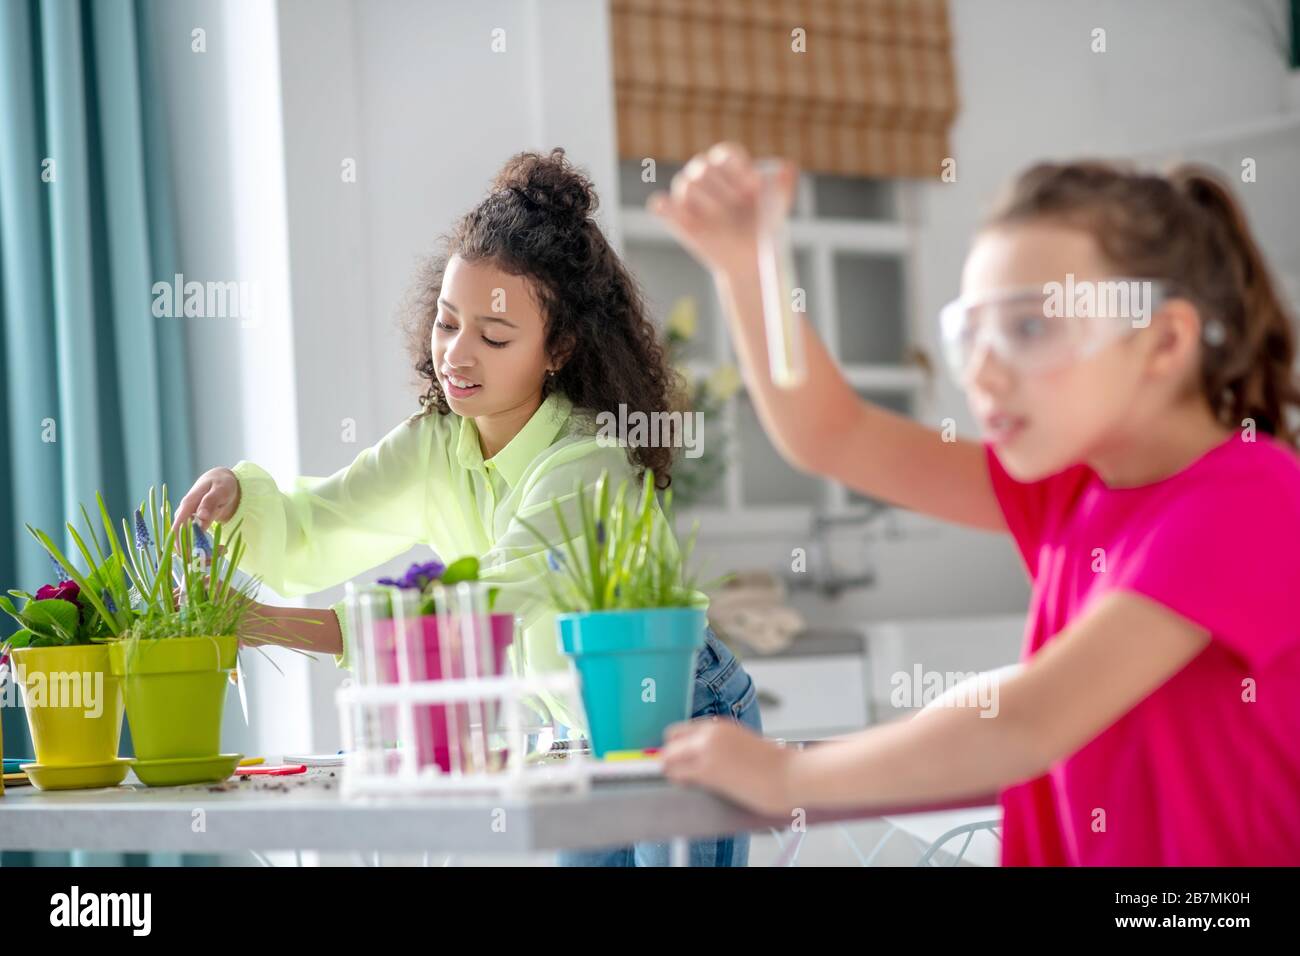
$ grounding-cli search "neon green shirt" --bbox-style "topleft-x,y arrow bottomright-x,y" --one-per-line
226,391 -> 683,731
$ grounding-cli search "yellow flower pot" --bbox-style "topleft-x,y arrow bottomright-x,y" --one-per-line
11,644 -> 125,767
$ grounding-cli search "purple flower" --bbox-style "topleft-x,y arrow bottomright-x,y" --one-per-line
135,508 -> 152,552
378,559 -> 446,590
596,521 -> 606,546
101,589 -> 117,614
48,553 -> 68,583
405,561 -> 444,589
547,549 -> 564,571
191,520 -> 212,562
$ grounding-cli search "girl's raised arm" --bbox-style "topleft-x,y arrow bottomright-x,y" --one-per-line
651,143 -> 1005,532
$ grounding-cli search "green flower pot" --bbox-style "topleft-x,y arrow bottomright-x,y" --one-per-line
108,635 -> 237,771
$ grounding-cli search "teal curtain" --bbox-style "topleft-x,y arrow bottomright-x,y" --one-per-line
1,0 -> 196,865
1292,0 -> 1299,68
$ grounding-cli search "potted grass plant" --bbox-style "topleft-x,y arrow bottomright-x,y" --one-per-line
1,509 -> 134,790
105,487 -> 266,786
362,557 -> 511,773
28,486 -> 277,786
517,469 -> 713,757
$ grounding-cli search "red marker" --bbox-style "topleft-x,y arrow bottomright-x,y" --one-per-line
235,764 -> 307,776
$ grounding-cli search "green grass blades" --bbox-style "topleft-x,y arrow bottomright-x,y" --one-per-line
515,468 -> 705,614
127,489 -> 264,641
15,484 -> 268,645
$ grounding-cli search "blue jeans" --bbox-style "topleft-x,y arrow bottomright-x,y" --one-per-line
557,627 -> 762,867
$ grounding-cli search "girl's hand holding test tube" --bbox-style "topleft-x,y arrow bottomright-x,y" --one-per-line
649,145 -> 806,387
647,142 -> 795,281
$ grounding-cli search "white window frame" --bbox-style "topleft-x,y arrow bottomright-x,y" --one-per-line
619,169 -> 930,539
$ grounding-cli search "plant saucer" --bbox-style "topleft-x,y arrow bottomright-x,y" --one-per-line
20,757 -> 133,791
129,753 -> 243,787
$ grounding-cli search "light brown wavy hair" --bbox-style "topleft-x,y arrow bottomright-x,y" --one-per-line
983,160 -> 1299,447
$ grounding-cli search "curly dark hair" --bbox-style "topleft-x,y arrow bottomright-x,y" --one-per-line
403,148 -> 681,488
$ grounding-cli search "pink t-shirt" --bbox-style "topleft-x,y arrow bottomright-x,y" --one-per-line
987,432 -> 1300,866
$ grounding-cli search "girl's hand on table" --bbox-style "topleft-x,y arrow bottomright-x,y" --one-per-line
662,717 -> 797,817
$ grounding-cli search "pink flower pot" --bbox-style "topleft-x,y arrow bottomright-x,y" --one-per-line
372,613 -> 515,773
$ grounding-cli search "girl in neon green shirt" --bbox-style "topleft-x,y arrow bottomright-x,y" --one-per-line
172,149 -> 761,867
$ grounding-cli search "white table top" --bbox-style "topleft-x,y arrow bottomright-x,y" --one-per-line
0,766 -> 999,855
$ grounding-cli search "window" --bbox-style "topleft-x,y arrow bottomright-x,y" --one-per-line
618,162 -> 926,534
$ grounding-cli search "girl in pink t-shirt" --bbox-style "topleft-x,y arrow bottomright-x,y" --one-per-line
650,146 -> 1300,865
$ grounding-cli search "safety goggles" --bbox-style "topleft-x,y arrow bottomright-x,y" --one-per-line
938,278 -> 1169,381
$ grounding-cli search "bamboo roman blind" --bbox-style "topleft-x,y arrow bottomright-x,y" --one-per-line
610,0 -> 959,179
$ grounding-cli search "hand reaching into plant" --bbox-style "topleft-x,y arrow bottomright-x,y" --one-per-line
20,485 -> 256,643
173,467 -> 241,535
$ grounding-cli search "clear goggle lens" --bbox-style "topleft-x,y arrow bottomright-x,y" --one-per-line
939,279 -> 1167,381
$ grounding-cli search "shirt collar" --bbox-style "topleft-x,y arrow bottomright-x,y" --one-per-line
455,391 -> 574,489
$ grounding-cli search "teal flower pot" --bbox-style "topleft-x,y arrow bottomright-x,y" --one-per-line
557,607 -> 705,757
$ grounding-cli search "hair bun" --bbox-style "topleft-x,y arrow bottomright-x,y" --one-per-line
492,147 -> 597,221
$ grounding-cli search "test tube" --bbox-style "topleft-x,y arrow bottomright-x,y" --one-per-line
342,581 -> 395,779
433,580 -> 494,776
389,584 -> 421,778
754,158 -> 806,389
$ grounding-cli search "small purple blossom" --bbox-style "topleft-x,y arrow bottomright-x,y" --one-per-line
377,559 -> 446,590
547,549 -> 565,571
191,520 -> 212,562
596,521 -> 606,546
101,589 -> 117,614
48,553 -> 68,583
134,508 -> 152,552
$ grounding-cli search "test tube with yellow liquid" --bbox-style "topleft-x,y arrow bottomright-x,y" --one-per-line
755,158 -> 806,389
